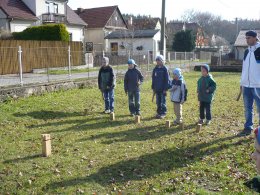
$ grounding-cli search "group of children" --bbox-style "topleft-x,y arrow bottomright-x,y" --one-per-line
98,55 -> 217,125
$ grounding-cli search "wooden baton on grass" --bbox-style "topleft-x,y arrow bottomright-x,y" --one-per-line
152,92 -> 155,102
236,87 -> 242,101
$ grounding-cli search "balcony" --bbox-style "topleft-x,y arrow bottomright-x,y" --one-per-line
42,13 -> 66,24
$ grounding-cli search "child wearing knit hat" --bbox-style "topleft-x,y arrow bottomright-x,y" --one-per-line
169,68 -> 186,125
124,59 -> 144,116
152,55 -> 170,119
197,64 -> 216,125
98,57 -> 116,114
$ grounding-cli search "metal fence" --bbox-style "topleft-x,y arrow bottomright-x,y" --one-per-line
0,47 -> 212,87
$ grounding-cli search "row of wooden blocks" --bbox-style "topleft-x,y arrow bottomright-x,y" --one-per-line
166,120 -> 202,132
110,113 -> 141,124
41,118 -> 202,158
111,113 -> 202,132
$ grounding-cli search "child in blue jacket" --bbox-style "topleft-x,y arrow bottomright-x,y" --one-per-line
152,55 -> 170,119
124,59 -> 144,116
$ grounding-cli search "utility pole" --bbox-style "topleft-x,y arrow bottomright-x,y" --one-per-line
235,17 -> 239,37
160,0 -> 166,56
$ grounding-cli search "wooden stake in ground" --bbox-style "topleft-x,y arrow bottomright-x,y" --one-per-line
236,87 -> 242,101
110,112 -> 115,121
166,120 -> 171,128
196,124 -> 202,133
180,122 -> 184,131
42,134 -> 51,157
135,115 -> 141,124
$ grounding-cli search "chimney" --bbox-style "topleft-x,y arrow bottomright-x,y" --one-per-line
128,17 -> 133,26
76,8 -> 84,14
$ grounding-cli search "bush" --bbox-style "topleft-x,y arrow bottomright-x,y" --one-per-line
13,24 -> 69,41
172,30 -> 196,52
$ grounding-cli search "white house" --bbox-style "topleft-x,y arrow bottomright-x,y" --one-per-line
0,0 -> 87,42
75,6 -> 128,52
105,29 -> 165,60
234,29 -> 260,60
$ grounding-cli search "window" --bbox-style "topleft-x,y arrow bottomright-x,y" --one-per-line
53,3 -> 58,14
45,2 -> 50,13
45,1 -> 59,13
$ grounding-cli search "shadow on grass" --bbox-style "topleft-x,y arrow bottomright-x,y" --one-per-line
3,154 -> 42,164
46,135 -> 249,190
14,110 -> 133,133
13,110 -> 85,120
78,123 -> 191,144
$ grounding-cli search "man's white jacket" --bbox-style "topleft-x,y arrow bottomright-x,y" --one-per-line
241,42 -> 260,88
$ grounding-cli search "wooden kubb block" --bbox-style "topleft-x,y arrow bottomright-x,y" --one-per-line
110,112 -> 115,121
166,120 -> 171,128
135,115 -> 141,124
179,123 -> 184,131
42,134 -> 51,157
196,124 -> 202,132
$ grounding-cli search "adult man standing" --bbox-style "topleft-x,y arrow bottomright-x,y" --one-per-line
239,30 -> 260,136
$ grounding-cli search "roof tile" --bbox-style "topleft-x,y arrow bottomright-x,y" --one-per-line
76,6 -> 118,28
0,0 -> 37,20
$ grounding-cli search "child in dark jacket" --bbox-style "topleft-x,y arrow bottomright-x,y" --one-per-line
98,57 -> 115,114
124,59 -> 144,116
197,64 -> 216,125
152,55 -> 170,119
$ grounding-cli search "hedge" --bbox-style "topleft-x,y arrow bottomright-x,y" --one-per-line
13,24 -> 69,41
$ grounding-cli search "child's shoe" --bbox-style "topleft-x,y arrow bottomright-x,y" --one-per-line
205,120 -> 211,125
173,120 -> 180,125
104,110 -> 111,114
198,119 -> 204,124
160,114 -> 166,119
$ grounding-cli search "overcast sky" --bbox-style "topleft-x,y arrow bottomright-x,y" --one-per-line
68,0 -> 260,21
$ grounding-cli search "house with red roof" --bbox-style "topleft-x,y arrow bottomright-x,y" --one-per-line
0,0 -> 87,41
75,6 -> 128,52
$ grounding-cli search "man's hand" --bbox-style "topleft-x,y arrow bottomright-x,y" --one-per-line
125,91 -> 128,96
163,91 -> 167,96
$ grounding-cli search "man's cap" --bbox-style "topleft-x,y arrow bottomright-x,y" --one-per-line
246,30 -> 257,38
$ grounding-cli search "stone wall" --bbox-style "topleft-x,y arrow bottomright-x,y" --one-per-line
0,79 -> 97,103
0,71 -> 152,103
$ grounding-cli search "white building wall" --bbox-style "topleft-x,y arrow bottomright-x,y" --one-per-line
86,29 -> 106,51
22,0 -> 66,17
236,46 -> 246,60
67,26 -> 84,42
107,37 -> 158,56
10,20 -> 34,32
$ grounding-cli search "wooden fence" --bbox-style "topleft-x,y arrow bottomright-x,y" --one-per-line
0,40 -> 83,75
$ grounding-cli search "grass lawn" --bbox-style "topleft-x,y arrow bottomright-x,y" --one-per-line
0,71 -> 259,194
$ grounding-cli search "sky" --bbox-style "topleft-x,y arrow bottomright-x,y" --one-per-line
68,0 -> 260,21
